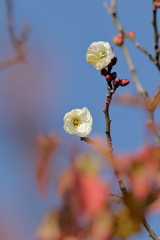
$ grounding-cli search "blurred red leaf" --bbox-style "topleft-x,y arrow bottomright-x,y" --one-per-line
76,174 -> 108,217
117,145 -> 160,203
36,134 -> 60,196
114,93 -> 144,107
58,155 -> 108,218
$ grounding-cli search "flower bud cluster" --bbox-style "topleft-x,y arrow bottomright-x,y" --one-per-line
98,44 -> 130,89
112,35 -> 124,46
112,31 -> 135,46
101,68 -> 130,88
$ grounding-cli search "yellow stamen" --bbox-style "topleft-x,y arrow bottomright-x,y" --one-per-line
72,118 -> 81,127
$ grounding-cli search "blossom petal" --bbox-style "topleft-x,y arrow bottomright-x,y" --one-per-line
63,107 -> 93,137
86,41 -> 115,70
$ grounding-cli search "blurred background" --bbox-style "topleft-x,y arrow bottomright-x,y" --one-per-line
0,0 -> 159,239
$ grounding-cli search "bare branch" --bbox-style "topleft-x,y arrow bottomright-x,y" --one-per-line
143,219 -> 160,240
5,0 -> 29,51
109,193 -> 123,199
0,50 -> 26,70
103,1 -> 160,239
104,1 -> 160,71
147,110 -> 160,145
0,0 -> 29,70
152,0 -> 160,67
103,1 -> 148,100
128,36 -> 159,69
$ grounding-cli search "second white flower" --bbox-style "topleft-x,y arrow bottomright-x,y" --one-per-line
63,107 -> 93,137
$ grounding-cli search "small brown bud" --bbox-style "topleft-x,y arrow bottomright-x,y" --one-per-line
111,72 -> 117,80
127,31 -> 135,39
120,79 -> 130,86
101,69 -> 108,76
113,78 -> 121,87
110,56 -> 117,67
112,35 -> 124,46
106,74 -> 112,81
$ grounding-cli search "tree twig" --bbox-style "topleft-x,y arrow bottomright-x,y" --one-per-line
103,1 -> 160,70
103,79 -> 128,196
0,50 -> 26,70
103,1 -> 148,100
1,0 -> 29,70
143,218 -> 160,240
103,0 -> 160,143
80,136 -> 111,161
5,0 -> 29,51
109,193 -> 123,199
152,0 -> 160,68
103,1 -> 160,239
147,109 -> 160,145
128,37 -> 159,69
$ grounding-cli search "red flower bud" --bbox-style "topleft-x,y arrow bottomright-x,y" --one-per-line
112,35 -> 124,46
120,79 -> 130,86
108,56 -> 117,67
101,69 -> 108,76
154,2 -> 160,7
113,78 -> 121,87
111,72 -> 117,80
105,74 -> 112,81
127,31 -> 135,39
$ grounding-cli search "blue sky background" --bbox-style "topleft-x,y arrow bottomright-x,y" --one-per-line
0,0 -> 159,240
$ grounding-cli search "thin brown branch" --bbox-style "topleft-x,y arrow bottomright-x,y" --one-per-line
143,218 -> 160,240
103,91 -> 113,152
5,0 -> 18,50
152,0 -> 160,67
103,1 -> 160,239
1,0 -> 29,70
103,2 -> 148,100
108,193 -> 123,203
122,44 -> 148,100
109,193 -> 123,199
104,1 -> 160,70
0,50 -> 26,70
80,137 -> 96,146
103,1 -> 160,144
110,0 -> 117,11
5,0 -> 29,51
103,2 -> 123,34
147,110 -> 160,145
147,89 -> 160,142
80,137 -> 111,161
129,37 -> 159,69
104,94 -> 128,195
148,88 -> 160,111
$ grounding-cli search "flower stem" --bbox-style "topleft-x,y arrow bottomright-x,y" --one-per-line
103,93 -> 113,152
148,109 -> 160,145
152,0 -> 160,69
103,87 -> 128,196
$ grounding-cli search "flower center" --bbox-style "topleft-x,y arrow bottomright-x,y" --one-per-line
99,51 -> 107,59
72,118 -> 81,127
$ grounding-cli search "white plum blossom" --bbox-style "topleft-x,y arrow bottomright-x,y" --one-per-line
63,107 -> 93,137
86,41 -> 115,70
